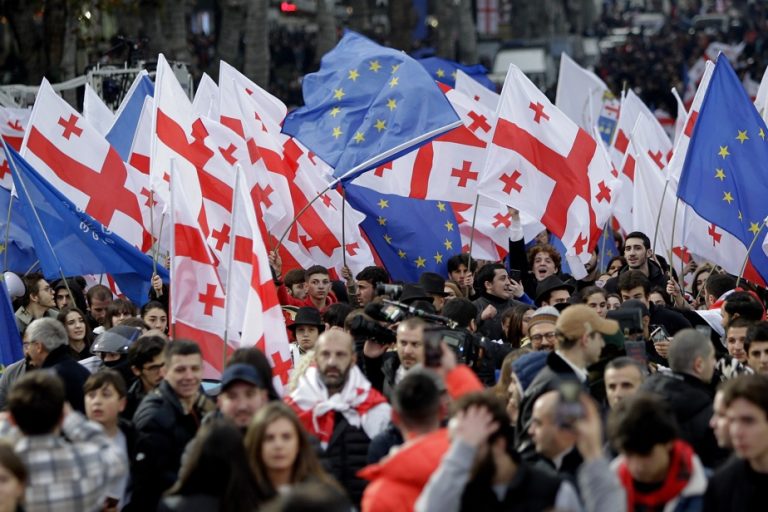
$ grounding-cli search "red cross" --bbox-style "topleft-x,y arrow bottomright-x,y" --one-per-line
529,102 -> 550,123
374,161 -> 393,177
198,283 -> 225,316
573,233 -> 588,254
57,115 -> 83,140
708,223 -> 722,246
613,129 -> 629,153
451,160 -> 479,188
26,127 -> 146,229
320,193 -> 336,210
139,187 -> 152,207
610,164 -> 619,178
493,119 -> 599,243
211,224 -> 231,251
346,242 -> 360,256
595,180 -> 611,203
684,111 -> 698,137
500,170 -> 522,194
252,183 -> 274,209
6,120 -> 22,131
271,351 -> 292,385
492,212 -> 512,228
218,144 -> 237,165
0,159 -> 9,180
622,155 -> 636,182
672,246 -> 692,265
648,150 -> 664,169
299,234 -> 319,249
467,111 -> 491,133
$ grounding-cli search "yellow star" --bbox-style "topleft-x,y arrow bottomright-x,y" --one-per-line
715,168 -> 726,181
391,64 -> 400,74
723,191 -> 734,204
332,126 -> 342,139
0,243 -> 5,255
386,98 -> 397,111
718,145 -> 730,159
378,198 -> 389,209
398,249 -> 407,259
329,106 -> 341,118
436,68 -> 445,78
444,220 -> 454,231
436,201 -> 446,212
348,69 -> 360,81
761,128 -> 766,140
374,119 -> 386,132
333,88 -> 345,100
739,210 -> 744,221
444,239 -> 453,250
389,76 -> 399,88
434,252 -> 443,264
377,216 -> 387,226
736,130 -> 749,143
353,131 -> 365,143
414,256 -> 427,268
384,234 -> 392,244
750,222 -> 761,235
451,71 -> 457,80
369,60 -> 381,72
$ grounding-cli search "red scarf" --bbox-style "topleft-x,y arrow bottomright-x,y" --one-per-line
618,440 -> 694,512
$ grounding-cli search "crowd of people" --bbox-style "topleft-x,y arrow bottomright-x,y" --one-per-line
1,219 -> 768,511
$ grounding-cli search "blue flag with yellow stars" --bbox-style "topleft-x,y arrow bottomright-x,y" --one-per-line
344,184 -> 462,282
282,31 -> 461,181
677,54 -> 768,285
418,57 -> 496,91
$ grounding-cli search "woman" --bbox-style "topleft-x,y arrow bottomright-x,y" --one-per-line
501,304 -> 535,348
245,402 -> 339,502
606,293 -> 622,311
691,263 -> 714,308
159,419 -> 260,512
444,281 -> 463,301
140,301 -> 168,333
0,443 -> 25,512
57,307 -> 94,361
580,286 -> 609,318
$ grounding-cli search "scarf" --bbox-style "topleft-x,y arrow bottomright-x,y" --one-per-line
286,365 -> 390,448
618,440 -> 694,512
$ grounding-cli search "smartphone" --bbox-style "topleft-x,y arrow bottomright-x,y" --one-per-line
650,325 -> 670,344
556,380 -> 585,428
509,269 -> 522,282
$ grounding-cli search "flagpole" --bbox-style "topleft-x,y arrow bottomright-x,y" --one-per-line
169,159 -> 178,341
2,141 -> 74,303
736,219 -> 767,288
3,193 -> 13,271
275,177 -> 339,252
222,166 -> 241,369
598,223 -> 608,274
467,194 -> 480,270
651,179 -> 671,258
340,188 -> 348,270
149,188 -> 157,276
670,197 -> 686,291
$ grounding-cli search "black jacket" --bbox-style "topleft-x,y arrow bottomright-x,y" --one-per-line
320,411 -> 372,507
472,293 -> 524,340
131,380 -> 215,511
704,457 -> 768,511
41,344 -> 91,413
604,258 -> 668,294
367,421 -> 404,464
460,461 -> 562,512
648,303 -> 692,337
641,372 -> 728,468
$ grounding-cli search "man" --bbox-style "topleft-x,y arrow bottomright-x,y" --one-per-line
216,363 -> 268,429
693,273 -> 737,338
725,317 -> 752,364
25,317 -> 91,412
287,330 -> 391,506
535,275 -> 574,307
525,306 -> 560,351
377,317 -> 426,400
284,268 -> 307,300
704,374 -> 768,510
132,340 -> 215,510
608,392 -> 707,511
746,321 -> 768,374
517,304 -> 617,455
0,331 -> 33,410
618,270 -> 691,336
604,231 -> 667,292
604,357 -> 646,410
288,306 -> 324,366
1,372 -> 127,512
276,261 -> 338,311
86,284 -> 113,328
721,291 -> 764,329
419,272 -> 449,313
443,298 -> 503,386
14,273 -> 57,335
709,387 -> 732,451
528,390 -> 582,481
124,334 -> 166,419
447,253 -> 477,298
355,266 -> 390,307
472,263 -> 525,340
640,328 -> 726,468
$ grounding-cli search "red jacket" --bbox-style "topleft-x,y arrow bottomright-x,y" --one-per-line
277,284 -> 337,311
357,365 -> 483,512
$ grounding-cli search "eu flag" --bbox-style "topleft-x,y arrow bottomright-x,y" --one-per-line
678,54 -> 768,284
106,71 -> 155,160
344,184 -> 462,282
5,145 -> 168,305
282,31 -> 461,181
0,186 -> 38,274
0,276 -> 23,366
418,57 -> 496,91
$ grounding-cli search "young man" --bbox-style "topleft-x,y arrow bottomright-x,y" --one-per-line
86,284 -> 113,328
604,356 -> 646,410
124,334 -> 166,419
605,231 -> 668,293
275,260 -> 338,311
288,307 -> 324,367
746,321 -> 768,374
284,268 -> 307,300
618,270 -> 691,338
704,374 -> 768,510
608,392 -> 707,511
725,317 -> 753,364
14,273 -> 58,335
472,263 -> 526,340
355,266 -> 390,307
84,369 -> 132,510
216,363 -> 268,429
447,253 -> 477,298
534,275 -> 574,307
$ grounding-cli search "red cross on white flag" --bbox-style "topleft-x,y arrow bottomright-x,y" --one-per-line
0,106 -> 30,190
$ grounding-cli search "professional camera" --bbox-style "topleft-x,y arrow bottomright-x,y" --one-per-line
375,283 -> 403,299
422,325 -> 494,368
347,315 -> 397,345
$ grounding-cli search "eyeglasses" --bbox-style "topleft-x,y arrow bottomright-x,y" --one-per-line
529,332 -> 558,343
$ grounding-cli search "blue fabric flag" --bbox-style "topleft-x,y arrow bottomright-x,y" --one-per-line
282,31 -> 461,181
418,57 -> 497,91
5,145 -> 167,305
106,72 -> 155,161
0,187 -> 39,274
0,277 -> 23,366
596,224 -> 620,273
344,184 -> 462,282
678,55 -> 768,284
